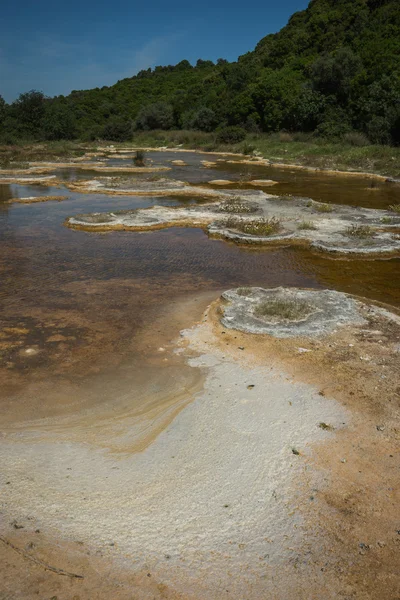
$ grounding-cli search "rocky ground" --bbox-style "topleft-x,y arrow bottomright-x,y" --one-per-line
0,288 -> 399,599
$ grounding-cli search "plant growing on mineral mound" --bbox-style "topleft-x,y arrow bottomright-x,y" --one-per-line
315,203 -> 333,213
346,224 -> 375,238
217,197 -> 257,214
298,221 -> 317,230
254,298 -> 313,321
237,287 -> 254,296
389,204 -> 400,214
133,150 -> 146,167
381,216 -> 394,224
225,216 -> 281,236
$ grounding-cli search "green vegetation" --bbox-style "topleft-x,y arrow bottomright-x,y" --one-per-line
133,149 -> 145,167
381,216 -> 394,224
0,0 -> 399,149
388,204 -> 400,213
254,298 -> 313,320
297,221 -> 318,230
225,216 -> 282,236
346,224 -> 375,238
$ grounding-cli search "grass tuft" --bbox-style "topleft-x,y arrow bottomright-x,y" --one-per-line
236,287 -> 254,296
315,203 -> 334,213
218,196 -> 257,214
388,204 -> 400,214
225,216 -> 281,236
297,221 -> 317,230
346,224 -> 375,238
254,298 -> 313,321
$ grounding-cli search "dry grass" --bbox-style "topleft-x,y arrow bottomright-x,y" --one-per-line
254,298 -> 313,321
388,204 -> 400,214
217,196 -> 257,214
236,287 -> 254,296
225,216 -> 281,236
346,224 -> 375,238
315,203 -> 334,213
297,221 -> 317,230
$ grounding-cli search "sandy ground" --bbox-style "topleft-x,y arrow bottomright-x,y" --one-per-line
0,291 -> 399,599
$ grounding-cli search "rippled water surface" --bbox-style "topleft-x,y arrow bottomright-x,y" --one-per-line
0,151 -> 399,422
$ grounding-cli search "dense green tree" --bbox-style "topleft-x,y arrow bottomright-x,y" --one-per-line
311,48 -> 362,102
43,102 -> 77,140
10,90 -> 47,138
135,102 -> 175,130
102,119 -> 132,141
181,107 -> 217,131
2,0 -> 399,144
0,96 -> 6,125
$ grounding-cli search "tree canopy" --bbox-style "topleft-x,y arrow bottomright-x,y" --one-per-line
1,0 -> 399,144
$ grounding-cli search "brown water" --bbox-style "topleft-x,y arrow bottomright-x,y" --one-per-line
0,151 -> 399,425
103,151 -> 400,209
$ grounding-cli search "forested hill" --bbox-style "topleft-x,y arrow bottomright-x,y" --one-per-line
1,0 -> 399,144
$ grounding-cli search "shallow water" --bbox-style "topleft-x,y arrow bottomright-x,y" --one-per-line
102,150 -> 400,208
0,151 -> 399,425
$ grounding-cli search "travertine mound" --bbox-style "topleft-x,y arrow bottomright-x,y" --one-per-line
220,287 -> 366,337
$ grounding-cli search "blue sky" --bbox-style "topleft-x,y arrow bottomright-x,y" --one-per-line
1,0 -> 309,103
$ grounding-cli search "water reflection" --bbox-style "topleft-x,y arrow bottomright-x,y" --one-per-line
0,153 -> 399,422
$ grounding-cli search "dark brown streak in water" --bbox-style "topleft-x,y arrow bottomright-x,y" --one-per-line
0,152 -> 399,426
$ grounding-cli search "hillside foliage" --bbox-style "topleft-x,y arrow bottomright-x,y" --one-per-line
1,0 -> 399,145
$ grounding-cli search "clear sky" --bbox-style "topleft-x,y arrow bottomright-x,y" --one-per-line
1,0 -> 309,103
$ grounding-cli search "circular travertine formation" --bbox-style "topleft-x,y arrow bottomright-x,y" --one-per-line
220,287 -> 366,337
64,190 -> 400,256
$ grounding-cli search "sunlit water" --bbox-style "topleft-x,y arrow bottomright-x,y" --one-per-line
0,151 -> 399,424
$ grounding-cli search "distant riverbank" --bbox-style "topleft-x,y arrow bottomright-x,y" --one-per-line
1,133 -> 400,179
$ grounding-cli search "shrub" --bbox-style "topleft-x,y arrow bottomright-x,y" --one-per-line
216,126 -> 246,144
225,216 -> 281,236
133,150 -> 145,166
279,131 -> 293,142
367,116 -> 392,145
292,131 -> 315,142
241,142 -> 256,155
317,119 -> 353,140
343,132 -> 370,147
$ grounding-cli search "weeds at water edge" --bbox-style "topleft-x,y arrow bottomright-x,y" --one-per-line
225,216 -> 282,236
